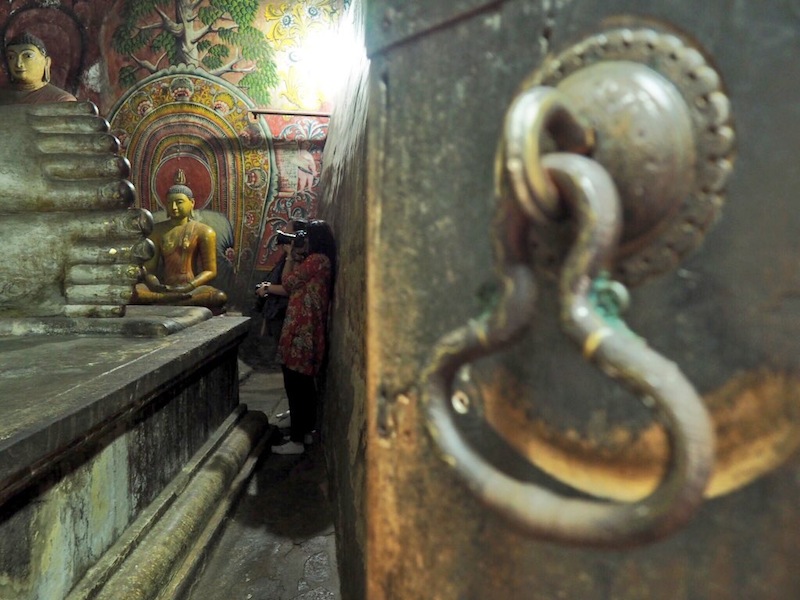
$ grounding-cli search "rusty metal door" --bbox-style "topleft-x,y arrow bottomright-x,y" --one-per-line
365,1 -> 800,598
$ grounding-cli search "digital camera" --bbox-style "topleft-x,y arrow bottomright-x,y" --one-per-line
276,230 -> 308,248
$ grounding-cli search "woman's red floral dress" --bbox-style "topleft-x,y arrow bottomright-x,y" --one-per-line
276,253 -> 332,376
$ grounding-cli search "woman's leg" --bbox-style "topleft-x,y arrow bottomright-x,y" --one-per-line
297,372 -> 318,439
281,366 -> 317,442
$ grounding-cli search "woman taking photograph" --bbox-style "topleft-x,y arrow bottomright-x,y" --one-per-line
265,219 -> 336,455
255,218 -> 308,362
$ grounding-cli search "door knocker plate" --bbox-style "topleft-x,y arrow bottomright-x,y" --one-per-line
418,23 -> 733,548
522,26 -> 735,286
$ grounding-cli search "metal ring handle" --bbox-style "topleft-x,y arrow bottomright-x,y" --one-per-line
504,86 -> 593,223
421,153 -> 714,548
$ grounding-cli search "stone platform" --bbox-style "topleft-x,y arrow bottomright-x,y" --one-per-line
0,309 -> 268,600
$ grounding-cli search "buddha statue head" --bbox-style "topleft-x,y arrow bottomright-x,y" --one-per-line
5,32 -> 50,90
165,169 -> 195,222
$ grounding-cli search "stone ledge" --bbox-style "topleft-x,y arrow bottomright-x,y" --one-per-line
0,315 -> 250,507
66,409 -> 270,600
0,305 -> 214,338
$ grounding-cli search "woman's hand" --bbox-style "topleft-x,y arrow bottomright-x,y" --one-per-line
290,248 -> 308,263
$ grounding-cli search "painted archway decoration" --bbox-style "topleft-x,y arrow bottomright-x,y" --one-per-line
108,64 -> 276,306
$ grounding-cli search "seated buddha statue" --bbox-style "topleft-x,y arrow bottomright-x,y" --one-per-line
132,170 -> 228,311
0,32 -> 77,105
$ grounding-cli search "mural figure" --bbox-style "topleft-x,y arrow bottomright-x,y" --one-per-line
296,147 -> 318,191
0,32 -> 76,105
132,169 -> 228,311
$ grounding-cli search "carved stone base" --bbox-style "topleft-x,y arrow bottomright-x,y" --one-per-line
0,315 -> 264,599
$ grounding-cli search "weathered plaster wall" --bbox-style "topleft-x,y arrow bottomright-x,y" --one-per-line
316,0 -> 368,597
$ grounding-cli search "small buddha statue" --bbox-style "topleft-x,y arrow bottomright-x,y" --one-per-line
132,170 -> 228,310
0,32 -> 77,105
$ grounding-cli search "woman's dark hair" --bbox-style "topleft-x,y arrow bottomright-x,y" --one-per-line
306,219 -> 337,292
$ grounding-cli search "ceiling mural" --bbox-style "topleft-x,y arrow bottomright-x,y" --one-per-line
108,0 -> 347,112
0,0 -> 351,113
111,0 -> 277,105
263,0 -> 344,111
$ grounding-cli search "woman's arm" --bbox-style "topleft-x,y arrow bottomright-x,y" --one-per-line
282,253 -> 331,291
256,282 -> 288,297
256,254 -> 291,297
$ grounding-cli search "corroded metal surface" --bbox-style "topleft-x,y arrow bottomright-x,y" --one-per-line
421,149 -> 714,546
364,1 -> 800,599
481,366 -> 800,501
366,0 -> 504,54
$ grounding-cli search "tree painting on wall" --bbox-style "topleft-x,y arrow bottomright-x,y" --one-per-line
112,0 -> 278,105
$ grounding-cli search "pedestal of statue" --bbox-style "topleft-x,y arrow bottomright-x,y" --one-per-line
0,309 -> 266,600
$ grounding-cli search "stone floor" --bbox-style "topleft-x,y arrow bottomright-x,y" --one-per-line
184,365 -> 341,600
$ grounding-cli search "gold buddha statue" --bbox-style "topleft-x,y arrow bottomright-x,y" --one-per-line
132,170 -> 228,310
0,32 -> 76,105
